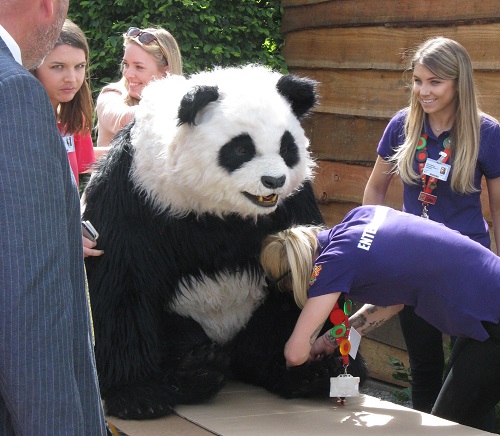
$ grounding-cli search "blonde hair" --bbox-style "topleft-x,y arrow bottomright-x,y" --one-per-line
392,36 -> 482,194
260,226 -> 323,308
122,27 -> 183,106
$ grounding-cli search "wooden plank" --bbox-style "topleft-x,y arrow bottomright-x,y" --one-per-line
304,113 -> 388,163
313,160 -> 493,222
317,201 -> 359,228
361,338 -> 410,387
292,69 -> 408,118
281,0 -> 500,33
313,161 -> 404,208
290,68 -> 500,120
283,23 -> 500,70
282,0 -> 329,5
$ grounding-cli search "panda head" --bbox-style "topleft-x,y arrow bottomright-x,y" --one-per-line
130,65 -> 318,219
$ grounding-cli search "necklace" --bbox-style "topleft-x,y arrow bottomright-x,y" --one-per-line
416,133 -> 452,218
431,120 -> 453,133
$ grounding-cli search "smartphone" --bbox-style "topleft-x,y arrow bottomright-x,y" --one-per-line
82,220 -> 99,242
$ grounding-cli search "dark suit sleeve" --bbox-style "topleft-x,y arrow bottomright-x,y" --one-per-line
0,67 -> 106,433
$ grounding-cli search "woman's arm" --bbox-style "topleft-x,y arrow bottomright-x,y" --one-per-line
96,88 -> 136,147
285,292 -> 341,367
350,304 -> 404,334
362,156 -> 394,205
309,303 -> 404,360
486,176 -> 500,255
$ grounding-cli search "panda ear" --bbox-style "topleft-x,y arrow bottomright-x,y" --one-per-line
177,85 -> 220,126
276,75 -> 318,119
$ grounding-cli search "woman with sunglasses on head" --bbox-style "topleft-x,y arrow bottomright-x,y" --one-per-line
260,205 -> 500,432
362,37 -> 500,416
95,26 -> 183,150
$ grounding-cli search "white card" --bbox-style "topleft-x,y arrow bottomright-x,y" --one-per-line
348,327 -> 360,359
422,158 -> 450,181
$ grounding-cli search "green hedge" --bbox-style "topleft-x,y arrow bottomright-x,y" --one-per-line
68,0 -> 286,95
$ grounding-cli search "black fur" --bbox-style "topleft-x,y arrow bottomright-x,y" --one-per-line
276,74 -> 318,119
177,85 -> 219,126
218,134 -> 257,173
84,123 -> 366,421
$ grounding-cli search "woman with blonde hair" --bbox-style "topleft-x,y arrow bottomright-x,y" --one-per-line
260,205 -> 500,432
362,36 -> 500,414
95,26 -> 183,149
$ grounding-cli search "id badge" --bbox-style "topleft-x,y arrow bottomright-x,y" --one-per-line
330,374 -> 360,398
422,158 -> 450,181
62,134 -> 75,153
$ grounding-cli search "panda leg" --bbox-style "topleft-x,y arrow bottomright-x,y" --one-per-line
161,316 -> 231,404
102,340 -> 229,419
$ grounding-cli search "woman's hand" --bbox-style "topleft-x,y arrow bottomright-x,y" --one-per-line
83,236 -> 104,258
284,292 -> 341,367
309,331 -> 339,361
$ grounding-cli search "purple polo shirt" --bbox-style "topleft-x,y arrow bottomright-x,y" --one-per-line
307,206 -> 500,341
377,110 -> 500,247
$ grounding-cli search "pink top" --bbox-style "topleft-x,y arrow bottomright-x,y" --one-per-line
58,123 -> 95,187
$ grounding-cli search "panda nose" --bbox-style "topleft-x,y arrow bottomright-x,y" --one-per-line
261,175 -> 286,189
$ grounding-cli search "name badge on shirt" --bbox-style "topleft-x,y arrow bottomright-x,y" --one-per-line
61,134 -> 75,153
422,158 -> 450,181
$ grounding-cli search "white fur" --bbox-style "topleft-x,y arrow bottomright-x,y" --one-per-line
130,65 -> 315,219
169,270 -> 267,344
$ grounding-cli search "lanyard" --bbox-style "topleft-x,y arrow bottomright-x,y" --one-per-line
329,297 -> 353,366
415,133 -> 452,218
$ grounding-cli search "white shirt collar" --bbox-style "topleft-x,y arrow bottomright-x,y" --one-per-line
0,24 -> 22,65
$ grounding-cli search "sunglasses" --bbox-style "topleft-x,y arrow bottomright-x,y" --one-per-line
126,27 -> 169,65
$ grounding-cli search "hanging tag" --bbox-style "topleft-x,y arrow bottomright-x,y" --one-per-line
348,327 -> 360,359
418,192 -> 437,205
330,373 -> 360,398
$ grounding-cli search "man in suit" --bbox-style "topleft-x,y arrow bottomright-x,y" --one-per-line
0,1 -> 107,434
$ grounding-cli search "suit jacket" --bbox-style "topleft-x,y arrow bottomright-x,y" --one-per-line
0,37 -> 106,435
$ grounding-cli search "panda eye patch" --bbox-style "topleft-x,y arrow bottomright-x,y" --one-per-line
218,134 -> 256,173
280,131 -> 299,168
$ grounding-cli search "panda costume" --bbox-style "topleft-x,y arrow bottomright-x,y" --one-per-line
83,65 -> 367,420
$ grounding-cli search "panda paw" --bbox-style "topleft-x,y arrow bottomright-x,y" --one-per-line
173,367 -> 226,404
103,380 -> 176,420
271,360 -> 332,398
177,342 -> 230,373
